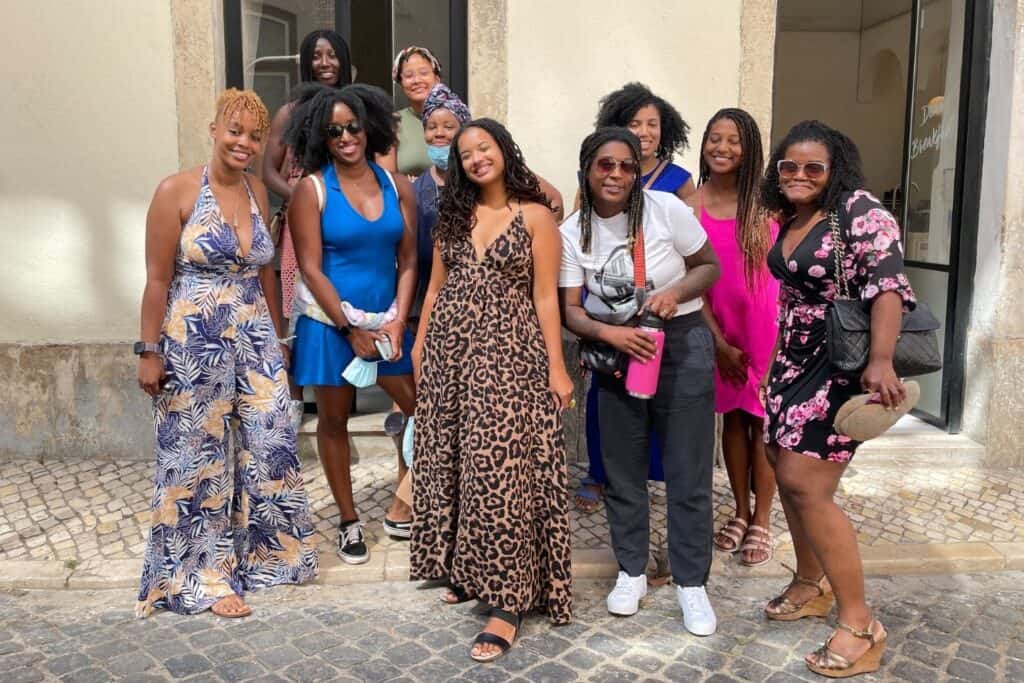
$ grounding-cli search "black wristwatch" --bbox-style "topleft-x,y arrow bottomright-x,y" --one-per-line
133,341 -> 161,356
339,325 -> 352,338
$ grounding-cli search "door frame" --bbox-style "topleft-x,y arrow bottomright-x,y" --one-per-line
897,0 -> 991,430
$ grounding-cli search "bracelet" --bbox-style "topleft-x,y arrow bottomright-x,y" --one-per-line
280,336 -> 295,343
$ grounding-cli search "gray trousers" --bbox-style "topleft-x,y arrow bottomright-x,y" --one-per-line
597,311 -> 715,587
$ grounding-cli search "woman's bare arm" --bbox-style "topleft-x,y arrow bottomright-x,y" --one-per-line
262,104 -> 295,201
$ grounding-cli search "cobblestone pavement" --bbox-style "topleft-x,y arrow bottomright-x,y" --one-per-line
1,572 -> 1022,682
1,437 -> 1022,563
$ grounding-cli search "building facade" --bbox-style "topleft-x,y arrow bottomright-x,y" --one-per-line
1,0 -> 1021,464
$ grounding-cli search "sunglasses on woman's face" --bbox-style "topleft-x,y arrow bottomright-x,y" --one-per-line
594,157 -> 639,176
777,159 -> 828,179
326,121 -> 364,139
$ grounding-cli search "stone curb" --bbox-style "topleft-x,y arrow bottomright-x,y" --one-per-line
2,541 -> 1023,591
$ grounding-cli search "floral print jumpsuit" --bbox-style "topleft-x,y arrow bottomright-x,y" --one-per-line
137,168 -> 318,617
765,190 -> 917,463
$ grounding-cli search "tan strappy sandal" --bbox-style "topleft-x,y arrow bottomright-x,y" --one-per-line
806,619 -> 887,678
739,525 -> 774,567
713,517 -> 748,553
764,564 -> 834,621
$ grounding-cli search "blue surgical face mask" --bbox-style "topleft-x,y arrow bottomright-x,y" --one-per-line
401,416 -> 414,468
341,357 -> 378,388
427,144 -> 450,171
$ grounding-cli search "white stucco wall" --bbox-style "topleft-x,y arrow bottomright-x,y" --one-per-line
0,1 -> 179,343
501,0 -> 743,203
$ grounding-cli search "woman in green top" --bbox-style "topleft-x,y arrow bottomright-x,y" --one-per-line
384,46 -> 442,177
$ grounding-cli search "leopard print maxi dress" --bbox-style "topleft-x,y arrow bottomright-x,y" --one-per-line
410,211 -> 573,624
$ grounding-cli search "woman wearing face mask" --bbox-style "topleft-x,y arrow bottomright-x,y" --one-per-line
688,109 -> 780,567
410,118 -> 573,663
262,30 -> 353,417
285,84 -> 418,565
559,127 -> 720,636
760,120 -> 916,677
410,84 -> 472,322
135,89 -> 318,618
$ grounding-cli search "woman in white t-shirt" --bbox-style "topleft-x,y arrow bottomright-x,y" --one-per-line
559,127 -> 721,635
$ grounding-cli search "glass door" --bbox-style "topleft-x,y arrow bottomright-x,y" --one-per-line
900,0 -> 965,422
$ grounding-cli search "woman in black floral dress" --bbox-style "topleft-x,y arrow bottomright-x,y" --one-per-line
758,121 -> 916,678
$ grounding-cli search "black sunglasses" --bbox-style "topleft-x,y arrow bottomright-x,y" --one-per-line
326,121 -> 364,139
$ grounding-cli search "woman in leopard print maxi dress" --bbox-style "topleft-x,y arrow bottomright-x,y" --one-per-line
410,118 -> 575,661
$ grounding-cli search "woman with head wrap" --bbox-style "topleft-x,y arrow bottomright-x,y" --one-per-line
410,83 -> 472,321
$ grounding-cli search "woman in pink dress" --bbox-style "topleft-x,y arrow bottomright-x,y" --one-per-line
689,109 -> 780,566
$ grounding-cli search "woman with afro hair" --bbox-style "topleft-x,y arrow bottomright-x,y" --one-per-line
285,83 -> 419,565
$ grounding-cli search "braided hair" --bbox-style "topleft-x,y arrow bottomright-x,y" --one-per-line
298,30 -> 352,87
283,84 -> 398,174
595,83 -> 689,161
698,108 -> 770,290
577,127 -> 645,254
761,120 -> 865,216
434,118 -> 550,244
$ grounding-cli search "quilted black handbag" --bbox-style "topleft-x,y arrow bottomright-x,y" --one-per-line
825,211 -> 942,377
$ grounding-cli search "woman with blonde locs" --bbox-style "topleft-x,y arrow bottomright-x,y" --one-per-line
135,89 -> 318,618
410,118 -> 574,663
689,108 -> 780,567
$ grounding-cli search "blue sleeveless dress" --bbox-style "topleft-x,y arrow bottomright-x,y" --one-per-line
643,162 -> 691,194
292,162 -> 414,386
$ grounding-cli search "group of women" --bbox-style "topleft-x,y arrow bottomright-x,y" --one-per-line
135,30 -> 916,678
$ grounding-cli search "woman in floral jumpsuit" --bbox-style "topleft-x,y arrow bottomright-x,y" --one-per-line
135,89 -> 318,618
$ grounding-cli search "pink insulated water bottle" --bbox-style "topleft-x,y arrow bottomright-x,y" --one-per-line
625,312 -> 666,399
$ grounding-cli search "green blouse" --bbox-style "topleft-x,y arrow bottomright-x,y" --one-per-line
397,107 -> 431,176
393,107 -> 430,176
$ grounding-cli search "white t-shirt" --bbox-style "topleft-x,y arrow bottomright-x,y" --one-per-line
559,190 -> 708,317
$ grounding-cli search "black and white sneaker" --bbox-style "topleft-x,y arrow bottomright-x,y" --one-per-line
338,520 -> 369,564
383,517 -> 411,539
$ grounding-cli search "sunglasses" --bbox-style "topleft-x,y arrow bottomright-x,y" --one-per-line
777,159 -> 829,179
594,157 -> 639,176
326,121 -> 364,139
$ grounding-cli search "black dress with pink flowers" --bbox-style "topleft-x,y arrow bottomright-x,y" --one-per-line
764,191 -> 917,463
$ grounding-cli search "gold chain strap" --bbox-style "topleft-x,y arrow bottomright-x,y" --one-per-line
829,210 -> 851,300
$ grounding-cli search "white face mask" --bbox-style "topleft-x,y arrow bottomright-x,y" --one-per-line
341,357 -> 379,388
401,416 -> 414,467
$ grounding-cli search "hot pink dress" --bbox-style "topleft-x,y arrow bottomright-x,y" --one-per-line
701,206 -> 780,417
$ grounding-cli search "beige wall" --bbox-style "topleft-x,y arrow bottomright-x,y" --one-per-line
773,20 -> 909,196
472,0 -> 744,203
961,0 -> 1024,463
0,1 -> 180,344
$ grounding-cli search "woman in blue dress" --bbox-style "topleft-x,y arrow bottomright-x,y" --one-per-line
286,84 -> 418,564
574,83 -> 696,517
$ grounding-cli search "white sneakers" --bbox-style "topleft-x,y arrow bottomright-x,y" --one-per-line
606,571 -> 647,616
606,572 -> 717,636
677,585 -> 718,636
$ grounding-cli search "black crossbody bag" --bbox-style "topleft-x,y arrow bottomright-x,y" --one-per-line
578,226 -> 647,377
